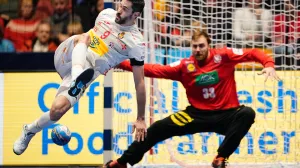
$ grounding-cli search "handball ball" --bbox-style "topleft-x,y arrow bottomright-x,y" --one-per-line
51,125 -> 72,146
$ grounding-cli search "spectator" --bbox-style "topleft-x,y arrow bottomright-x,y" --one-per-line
233,0 -> 272,48
91,0 -> 104,25
74,0 -> 104,32
67,21 -> 83,36
4,0 -> 40,52
34,0 -> 54,20
156,0 -> 181,47
153,0 -> 167,21
161,0 -> 181,30
0,25 -> 15,52
273,0 -> 300,68
31,21 -> 57,52
200,0 -> 232,48
47,0 -> 81,44
180,0 -> 201,20
173,20 -> 207,47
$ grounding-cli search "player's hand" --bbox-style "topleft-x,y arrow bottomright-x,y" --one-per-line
132,118 -> 147,142
257,67 -> 281,82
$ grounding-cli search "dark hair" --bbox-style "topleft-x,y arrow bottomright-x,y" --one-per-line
128,0 -> 145,13
192,30 -> 211,45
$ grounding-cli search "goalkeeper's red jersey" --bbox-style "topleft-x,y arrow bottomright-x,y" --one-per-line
119,47 -> 275,110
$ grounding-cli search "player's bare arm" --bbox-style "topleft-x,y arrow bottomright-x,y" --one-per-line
132,65 -> 147,142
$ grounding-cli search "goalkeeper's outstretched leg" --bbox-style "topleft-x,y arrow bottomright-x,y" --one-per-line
104,110 -> 199,168
105,105 -> 256,168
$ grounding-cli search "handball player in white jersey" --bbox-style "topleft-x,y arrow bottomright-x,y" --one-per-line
13,0 -> 147,155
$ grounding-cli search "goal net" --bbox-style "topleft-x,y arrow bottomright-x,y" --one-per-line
112,0 -> 300,167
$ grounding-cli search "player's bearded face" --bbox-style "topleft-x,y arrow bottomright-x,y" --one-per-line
115,12 -> 132,24
115,0 -> 135,25
192,36 -> 209,61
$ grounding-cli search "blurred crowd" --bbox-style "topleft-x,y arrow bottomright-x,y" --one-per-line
153,0 -> 300,67
0,0 -> 299,67
0,0 -> 103,52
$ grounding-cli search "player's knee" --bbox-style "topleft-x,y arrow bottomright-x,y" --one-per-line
240,106 -> 256,122
50,97 -> 71,121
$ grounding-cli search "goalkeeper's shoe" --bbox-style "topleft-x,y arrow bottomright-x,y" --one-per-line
103,160 -> 127,168
68,68 -> 94,97
13,125 -> 35,155
212,156 -> 227,168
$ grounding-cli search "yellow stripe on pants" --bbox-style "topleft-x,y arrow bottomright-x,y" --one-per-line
170,115 -> 185,126
174,113 -> 188,123
178,111 -> 194,122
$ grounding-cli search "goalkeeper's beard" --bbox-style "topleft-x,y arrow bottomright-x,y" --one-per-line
195,50 -> 208,61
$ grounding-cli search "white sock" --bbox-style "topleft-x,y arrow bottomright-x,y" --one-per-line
27,111 -> 56,133
71,42 -> 88,80
72,65 -> 84,81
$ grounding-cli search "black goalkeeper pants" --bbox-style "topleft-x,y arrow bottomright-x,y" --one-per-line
117,105 -> 255,166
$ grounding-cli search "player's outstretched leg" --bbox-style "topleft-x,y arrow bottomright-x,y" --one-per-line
13,95 -> 72,155
13,69 -> 93,155
13,33 -> 92,155
13,82 -> 87,155
68,68 -> 94,97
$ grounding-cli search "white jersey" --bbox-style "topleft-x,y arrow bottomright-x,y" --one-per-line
86,8 -> 145,74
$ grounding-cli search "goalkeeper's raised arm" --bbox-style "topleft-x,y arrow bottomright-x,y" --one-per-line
119,60 -> 182,81
119,43 -> 280,84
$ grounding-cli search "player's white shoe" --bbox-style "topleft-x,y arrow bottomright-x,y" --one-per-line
13,125 -> 35,155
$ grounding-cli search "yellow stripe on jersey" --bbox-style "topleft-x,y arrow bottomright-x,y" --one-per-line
178,111 -> 193,123
174,113 -> 188,123
170,115 -> 185,126
88,30 -> 109,56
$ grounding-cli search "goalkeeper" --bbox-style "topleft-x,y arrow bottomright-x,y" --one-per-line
105,30 -> 280,168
